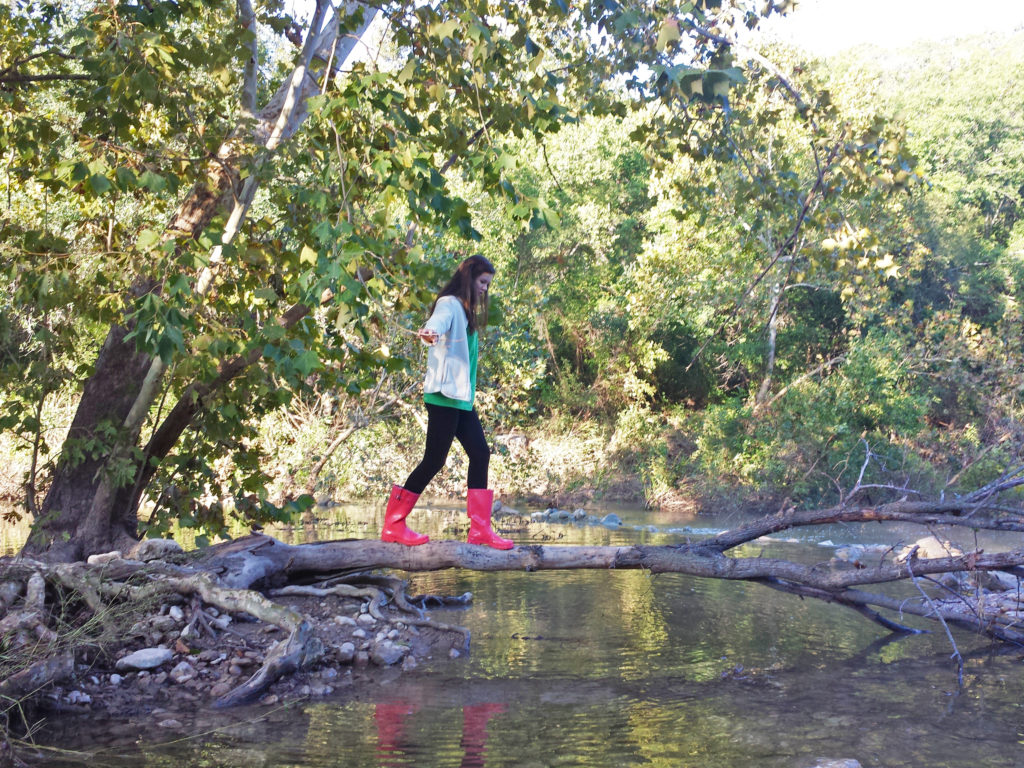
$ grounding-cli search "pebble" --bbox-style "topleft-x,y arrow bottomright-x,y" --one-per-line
109,674 -> 123,686
352,629 -> 367,639
168,605 -> 185,622
169,661 -> 195,684
334,616 -> 356,626
65,690 -> 91,704
336,642 -> 356,663
210,682 -> 232,698
157,719 -> 183,729
357,614 -> 376,626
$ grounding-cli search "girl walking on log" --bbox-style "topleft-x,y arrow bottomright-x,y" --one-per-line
380,254 -> 514,550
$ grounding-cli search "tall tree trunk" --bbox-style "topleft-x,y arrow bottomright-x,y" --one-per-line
25,172 -> 238,561
22,3 -> 377,562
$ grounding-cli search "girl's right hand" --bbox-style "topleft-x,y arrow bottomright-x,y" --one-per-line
417,328 -> 439,346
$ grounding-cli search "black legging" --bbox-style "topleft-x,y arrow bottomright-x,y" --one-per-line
403,403 -> 490,494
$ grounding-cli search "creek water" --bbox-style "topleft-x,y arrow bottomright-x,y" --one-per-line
11,501 -> 1024,767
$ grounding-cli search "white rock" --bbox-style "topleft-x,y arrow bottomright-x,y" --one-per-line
115,648 -> 173,672
895,536 -> 964,562
169,661 -> 195,684
357,613 -> 376,626
87,551 -> 122,565
211,614 -> 232,630
370,640 -> 408,666
65,690 -> 91,704
352,629 -> 367,639
131,538 -> 184,562
334,616 -> 357,626
336,642 -> 356,663
168,605 -> 185,622
109,674 -> 124,685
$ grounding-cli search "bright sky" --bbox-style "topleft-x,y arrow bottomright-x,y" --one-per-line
755,0 -> 1024,56
285,0 -> 1024,57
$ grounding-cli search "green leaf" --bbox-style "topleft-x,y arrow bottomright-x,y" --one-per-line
656,18 -> 681,51
137,229 -> 161,251
138,170 -> 166,192
299,244 -> 318,265
88,174 -> 112,195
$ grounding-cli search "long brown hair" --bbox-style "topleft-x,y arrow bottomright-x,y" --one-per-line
432,254 -> 495,333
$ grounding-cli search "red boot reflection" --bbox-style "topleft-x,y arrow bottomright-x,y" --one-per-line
375,700 -> 417,766
375,700 -> 506,766
460,702 -> 506,768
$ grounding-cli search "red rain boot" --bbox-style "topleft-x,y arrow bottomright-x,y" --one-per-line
466,489 -> 513,550
381,485 -> 429,546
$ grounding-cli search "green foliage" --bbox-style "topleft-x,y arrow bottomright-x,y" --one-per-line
4,1 -> 1023,538
2,0 -> 765,542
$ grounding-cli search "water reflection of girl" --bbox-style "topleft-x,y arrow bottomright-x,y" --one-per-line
380,254 -> 513,550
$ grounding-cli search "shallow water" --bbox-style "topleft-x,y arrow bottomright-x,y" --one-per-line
13,501 -> 1024,767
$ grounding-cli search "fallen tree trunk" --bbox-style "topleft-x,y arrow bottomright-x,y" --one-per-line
197,530 -> 1024,641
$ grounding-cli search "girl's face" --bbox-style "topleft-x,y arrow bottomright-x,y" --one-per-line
474,272 -> 493,300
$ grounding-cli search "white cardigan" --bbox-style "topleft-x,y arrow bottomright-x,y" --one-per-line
421,296 -> 473,402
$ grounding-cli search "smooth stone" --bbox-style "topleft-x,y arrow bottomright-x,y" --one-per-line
168,605 -> 185,622
115,648 -> 173,672
895,535 -> 964,562
169,661 -> 195,684
131,538 -> 184,562
370,641 -> 408,666
336,642 -> 356,663
87,551 -> 122,565
600,513 -> 623,528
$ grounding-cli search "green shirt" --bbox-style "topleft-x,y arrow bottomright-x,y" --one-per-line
424,330 -> 477,411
